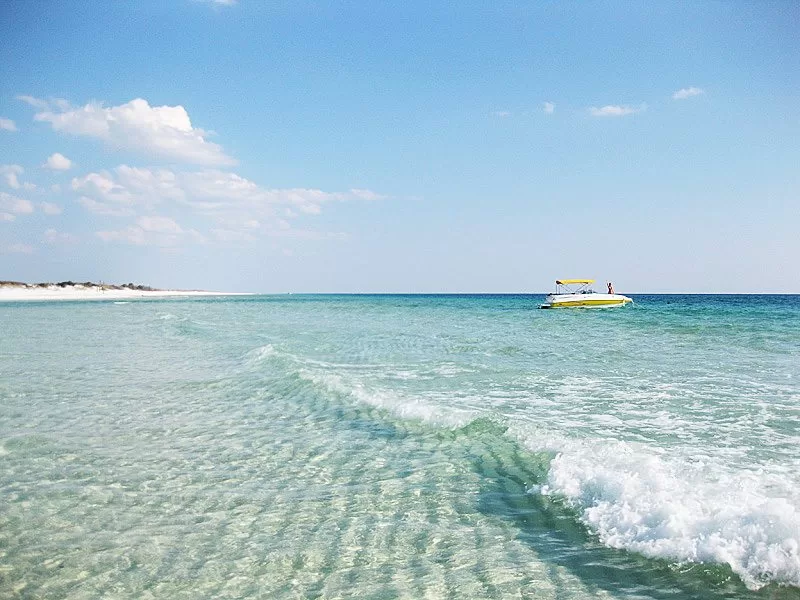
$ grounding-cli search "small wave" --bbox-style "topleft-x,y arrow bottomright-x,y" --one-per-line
247,344 -> 401,371
299,370 -> 477,428
521,434 -> 800,590
247,344 -> 278,362
431,363 -> 475,377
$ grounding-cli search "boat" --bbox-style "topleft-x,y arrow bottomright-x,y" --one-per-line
539,279 -> 633,309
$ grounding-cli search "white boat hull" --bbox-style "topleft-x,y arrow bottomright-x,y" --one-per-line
540,293 -> 633,309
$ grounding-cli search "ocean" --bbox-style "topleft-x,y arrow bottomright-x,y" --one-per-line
1,294 -> 798,599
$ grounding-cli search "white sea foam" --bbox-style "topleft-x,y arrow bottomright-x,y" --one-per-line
521,433 -> 800,590
248,344 -> 278,362
431,363 -> 475,377
241,333 -> 800,592
293,352 -> 800,590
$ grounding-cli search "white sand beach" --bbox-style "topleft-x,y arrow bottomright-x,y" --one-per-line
0,283 -> 252,302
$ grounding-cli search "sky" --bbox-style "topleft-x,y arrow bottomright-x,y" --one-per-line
1,1 -> 798,293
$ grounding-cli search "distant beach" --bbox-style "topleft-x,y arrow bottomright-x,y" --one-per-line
0,281 -> 252,302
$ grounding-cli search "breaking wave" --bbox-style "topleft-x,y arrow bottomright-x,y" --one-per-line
246,343 -> 800,590
523,434 -> 800,590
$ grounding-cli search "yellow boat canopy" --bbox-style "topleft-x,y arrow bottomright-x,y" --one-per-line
556,279 -> 595,285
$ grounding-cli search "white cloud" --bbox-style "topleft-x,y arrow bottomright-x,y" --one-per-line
96,222 -> 203,247
589,104 -> 646,117
349,188 -> 385,201
491,110 -> 511,118
75,165 -> 380,223
1,165 -> 23,189
45,152 -> 73,171
72,166 -> 185,215
43,228 -> 78,244
96,227 -> 148,245
29,97 -> 235,166
0,118 -> 17,131
543,102 -> 555,114
17,95 -> 51,109
1,243 -> 34,254
78,196 -> 135,217
136,215 -> 183,234
72,171 -> 137,209
0,213 -> 14,222
0,191 -> 34,215
672,87 -> 705,100
41,202 -> 63,215
211,228 -> 256,243
116,165 -> 185,202
76,164 -> 382,247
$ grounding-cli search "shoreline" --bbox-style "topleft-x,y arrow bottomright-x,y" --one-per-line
0,284 -> 252,302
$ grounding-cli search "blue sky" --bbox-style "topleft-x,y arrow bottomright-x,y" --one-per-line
1,1 -> 798,292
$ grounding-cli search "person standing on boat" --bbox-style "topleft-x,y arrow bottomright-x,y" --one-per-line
607,282 -> 615,294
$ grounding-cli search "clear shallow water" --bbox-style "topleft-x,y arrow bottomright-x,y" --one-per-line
1,294 -> 798,599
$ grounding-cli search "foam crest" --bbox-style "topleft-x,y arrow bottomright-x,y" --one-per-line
525,435 -> 800,590
247,343 -> 278,362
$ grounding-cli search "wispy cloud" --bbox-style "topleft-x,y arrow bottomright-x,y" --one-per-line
78,196 -> 135,217
26,97 -> 235,167
589,103 -> 646,117
672,87 -> 705,100
96,218 -> 205,247
41,202 -> 63,215
1,243 -> 34,254
491,110 -> 511,118
0,191 -> 35,220
74,166 -> 381,217
96,226 -> 156,246
17,95 -> 52,109
0,118 -> 17,131
1,165 -> 24,189
75,165 -> 383,245
44,152 -> 73,171
543,102 -> 555,114
43,228 -> 78,244
210,228 -> 256,243
136,215 -> 184,234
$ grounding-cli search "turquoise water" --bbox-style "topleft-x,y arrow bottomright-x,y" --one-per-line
1,294 -> 798,599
